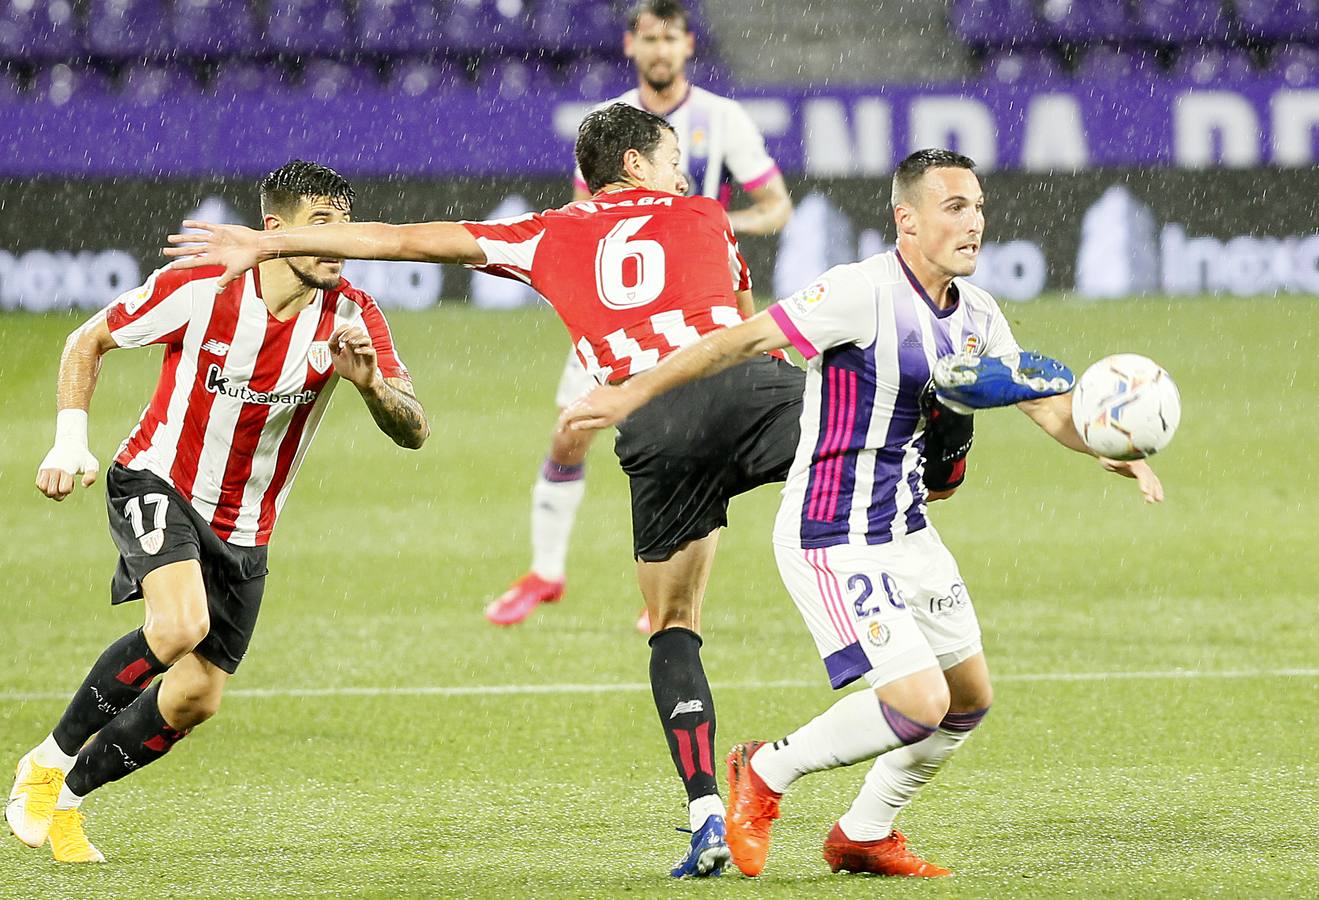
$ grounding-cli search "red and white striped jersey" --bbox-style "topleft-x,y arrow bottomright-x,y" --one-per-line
106,263 -> 410,547
462,188 -> 752,383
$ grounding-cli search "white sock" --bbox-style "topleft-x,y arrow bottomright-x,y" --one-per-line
32,734 -> 78,773
838,726 -> 974,841
688,793 -> 725,831
55,782 -> 84,811
750,690 -> 930,794
529,465 -> 586,582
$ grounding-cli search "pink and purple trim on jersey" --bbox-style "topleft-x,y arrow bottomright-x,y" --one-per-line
741,164 -> 780,193
799,344 -> 876,549
768,302 -> 819,357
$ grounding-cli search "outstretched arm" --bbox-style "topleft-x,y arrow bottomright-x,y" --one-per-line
165,221 -> 487,290
561,310 -> 790,431
1018,393 -> 1164,503
36,311 -> 118,500
329,326 -> 429,450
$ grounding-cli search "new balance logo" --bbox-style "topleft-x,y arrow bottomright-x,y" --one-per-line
670,699 -> 704,719
200,339 -> 230,356
902,330 -> 923,349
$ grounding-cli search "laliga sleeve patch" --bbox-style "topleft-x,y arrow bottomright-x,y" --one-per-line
783,279 -> 830,318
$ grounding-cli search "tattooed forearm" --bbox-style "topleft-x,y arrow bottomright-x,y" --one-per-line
361,377 -> 429,449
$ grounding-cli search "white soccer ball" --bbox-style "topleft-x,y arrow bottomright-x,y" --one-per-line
1070,354 -> 1181,460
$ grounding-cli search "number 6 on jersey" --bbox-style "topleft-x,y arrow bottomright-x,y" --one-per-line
595,215 -> 667,310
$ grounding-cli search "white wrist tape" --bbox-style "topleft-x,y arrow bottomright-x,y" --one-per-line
54,408 -> 89,447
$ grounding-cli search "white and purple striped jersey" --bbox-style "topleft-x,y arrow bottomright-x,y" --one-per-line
767,251 -> 1019,549
573,85 -> 780,205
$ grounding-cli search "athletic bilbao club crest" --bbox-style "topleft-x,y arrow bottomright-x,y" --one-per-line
963,334 -> 982,355
308,341 -> 332,374
140,529 -> 164,555
866,620 -> 891,648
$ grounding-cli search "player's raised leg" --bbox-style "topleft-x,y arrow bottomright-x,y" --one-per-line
486,353 -> 594,626
638,532 -> 730,877
7,558 -> 205,854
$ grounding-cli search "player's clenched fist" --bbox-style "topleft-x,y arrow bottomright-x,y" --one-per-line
328,325 -> 378,388
36,409 -> 100,501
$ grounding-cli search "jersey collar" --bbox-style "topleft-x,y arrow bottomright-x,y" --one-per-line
896,250 -> 960,319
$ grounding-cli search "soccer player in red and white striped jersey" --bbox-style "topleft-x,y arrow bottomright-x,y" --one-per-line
487,0 -> 795,630
163,103 -> 807,877
7,161 -> 428,863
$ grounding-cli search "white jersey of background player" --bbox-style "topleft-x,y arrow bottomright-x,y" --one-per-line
561,149 -> 1163,877
484,0 -> 793,629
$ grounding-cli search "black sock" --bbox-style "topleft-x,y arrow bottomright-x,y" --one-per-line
649,627 -> 718,803
63,682 -> 188,798
52,628 -> 171,756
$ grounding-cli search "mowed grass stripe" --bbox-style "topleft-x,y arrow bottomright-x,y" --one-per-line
1,667 -> 1315,703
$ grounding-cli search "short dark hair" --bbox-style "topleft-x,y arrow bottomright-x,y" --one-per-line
260,159 -> 354,216
575,102 -> 677,193
627,0 -> 690,32
891,148 -> 977,208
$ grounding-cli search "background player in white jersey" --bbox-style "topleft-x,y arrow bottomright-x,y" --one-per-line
7,161 -> 428,863
562,149 -> 1163,878
485,0 -> 795,628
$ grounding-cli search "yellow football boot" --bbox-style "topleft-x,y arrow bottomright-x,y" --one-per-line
50,809 -> 105,863
6,753 -> 64,848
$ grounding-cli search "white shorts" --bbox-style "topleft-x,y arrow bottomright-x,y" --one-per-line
773,526 -> 982,690
554,348 -> 596,409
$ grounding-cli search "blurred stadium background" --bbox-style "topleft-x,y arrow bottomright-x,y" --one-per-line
2,1 -> 1317,896
0,0 -> 1317,308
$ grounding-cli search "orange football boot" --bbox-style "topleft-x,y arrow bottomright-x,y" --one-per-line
822,823 -> 951,877
724,741 -> 782,876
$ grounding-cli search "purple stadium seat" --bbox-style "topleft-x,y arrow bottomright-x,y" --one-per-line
1074,46 -> 1160,82
0,0 -> 81,61
301,59 -> 377,99
1171,46 -> 1258,84
949,0 -> 1043,46
120,64 -> 202,105
444,0 -> 535,53
1273,42 -> 1319,84
172,0 -> 262,57
0,65 -> 22,101
1134,0 -> 1233,43
387,58 -> 469,96
86,0 -> 171,58
1037,0 -> 1136,42
983,48 -> 1064,84
475,53 -> 553,101
559,56 -> 632,99
208,62 -> 283,97
533,0 -> 618,53
264,0 -> 352,57
31,63 -> 114,106
358,0 -> 442,55
1236,0 -> 1319,40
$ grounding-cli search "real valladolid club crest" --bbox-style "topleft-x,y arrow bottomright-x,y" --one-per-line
307,341 -> 332,374
964,334 -> 982,355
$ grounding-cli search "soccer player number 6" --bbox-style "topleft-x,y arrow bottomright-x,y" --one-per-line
594,215 -> 667,310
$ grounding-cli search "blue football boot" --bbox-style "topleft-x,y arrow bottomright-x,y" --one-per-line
670,815 -> 731,878
933,350 -> 1074,413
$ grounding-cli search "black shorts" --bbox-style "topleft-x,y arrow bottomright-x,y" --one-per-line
614,354 -> 805,562
106,464 -> 269,674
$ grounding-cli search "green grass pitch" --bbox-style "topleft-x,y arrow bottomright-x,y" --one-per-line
1,296 -> 1315,898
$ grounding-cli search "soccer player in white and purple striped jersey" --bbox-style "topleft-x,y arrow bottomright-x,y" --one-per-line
561,148 -> 1163,879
